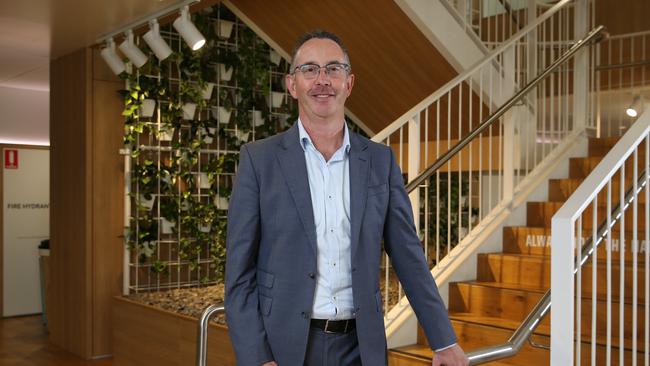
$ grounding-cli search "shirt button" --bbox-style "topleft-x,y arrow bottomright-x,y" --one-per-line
332,262 -> 336,266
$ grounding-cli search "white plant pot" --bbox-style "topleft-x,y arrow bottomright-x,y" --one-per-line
198,172 -> 211,189
270,92 -> 285,108
202,82 -> 215,100
211,106 -> 232,124
250,110 -> 265,127
217,20 -> 235,39
158,126 -> 174,141
161,218 -> 175,234
235,130 -> 250,142
139,194 -> 155,210
182,102 -> 197,120
277,113 -> 292,128
199,223 -> 212,233
219,63 -> 233,81
140,99 -> 156,117
269,49 -> 282,66
214,196 -> 229,210
200,127 -> 216,144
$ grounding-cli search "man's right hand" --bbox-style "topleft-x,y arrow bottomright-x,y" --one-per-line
262,362 -> 278,366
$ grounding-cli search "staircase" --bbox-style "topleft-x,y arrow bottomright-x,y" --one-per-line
388,136 -> 646,365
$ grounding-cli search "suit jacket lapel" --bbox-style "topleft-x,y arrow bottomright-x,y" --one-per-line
276,124 -> 318,258
349,133 -> 369,263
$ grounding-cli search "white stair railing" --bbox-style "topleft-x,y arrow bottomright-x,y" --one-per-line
595,30 -> 650,138
371,0 -> 594,322
443,0 -> 557,50
551,109 -> 650,365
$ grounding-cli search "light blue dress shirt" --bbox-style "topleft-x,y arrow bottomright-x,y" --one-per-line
298,119 -> 354,320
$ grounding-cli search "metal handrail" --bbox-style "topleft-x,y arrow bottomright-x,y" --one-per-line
468,166 -> 648,364
196,303 -> 225,366
404,24 -> 607,193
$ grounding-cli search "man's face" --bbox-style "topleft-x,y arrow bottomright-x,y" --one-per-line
285,38 -> 354,122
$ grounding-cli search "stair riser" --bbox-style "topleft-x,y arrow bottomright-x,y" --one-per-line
549,179 -> 648,204
477,254 -> 647,301
569,156 -> 647,179
527,201 -> 648,230
503,227 -> 648,261
449,283 -> 646,340
588,137 -> 624,157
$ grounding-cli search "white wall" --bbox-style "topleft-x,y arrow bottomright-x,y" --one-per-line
0,86 -> 49,145
3,147 -> 50,316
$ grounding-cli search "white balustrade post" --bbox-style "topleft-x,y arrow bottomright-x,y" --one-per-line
123,149 -> 131,296
551,217 -> 576,365
408,117 -> 420,232
573,0 -> 589,132
503,111 -> 515,201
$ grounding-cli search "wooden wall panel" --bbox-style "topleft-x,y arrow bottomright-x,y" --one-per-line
91,49 -> 125,357
49,48 -> 93,358
596,0 -> 650,36
228,0 -> 458,134
49,46 -> 124,359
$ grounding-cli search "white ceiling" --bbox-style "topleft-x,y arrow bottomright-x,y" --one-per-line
0,0 -> 196,145
0,0 -> 192,92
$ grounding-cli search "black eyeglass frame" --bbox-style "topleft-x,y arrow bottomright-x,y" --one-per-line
291,62 -> 352,78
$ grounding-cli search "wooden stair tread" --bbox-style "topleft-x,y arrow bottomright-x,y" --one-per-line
481,252 -> 647,266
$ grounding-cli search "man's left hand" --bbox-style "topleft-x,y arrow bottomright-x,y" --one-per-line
431,344 -> 469,366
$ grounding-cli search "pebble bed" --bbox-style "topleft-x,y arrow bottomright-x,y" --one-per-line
126,284 -> 227,325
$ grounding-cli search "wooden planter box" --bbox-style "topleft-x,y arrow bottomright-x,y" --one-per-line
112,296 -> 235,366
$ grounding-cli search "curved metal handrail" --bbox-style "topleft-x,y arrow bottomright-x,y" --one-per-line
196,303 -> 225,366
405,24 -> 606,193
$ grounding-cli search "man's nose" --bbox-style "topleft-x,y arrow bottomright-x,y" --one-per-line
314,68 -> 331,85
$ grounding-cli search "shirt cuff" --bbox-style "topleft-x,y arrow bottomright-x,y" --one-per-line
434,342 -> 457,352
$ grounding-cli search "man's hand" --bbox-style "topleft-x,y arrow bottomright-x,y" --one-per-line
261,362 -> 278,366
432,344 -> 469,366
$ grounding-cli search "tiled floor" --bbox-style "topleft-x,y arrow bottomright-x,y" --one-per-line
0,315 -> 113,365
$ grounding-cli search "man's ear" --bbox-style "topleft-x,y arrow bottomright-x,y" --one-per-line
345,73 -> 355,96
285,74 -> 298,99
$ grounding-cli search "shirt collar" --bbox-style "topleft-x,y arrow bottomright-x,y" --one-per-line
297,118 -> 351,155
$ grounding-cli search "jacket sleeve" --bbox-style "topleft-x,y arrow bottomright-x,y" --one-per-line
224,144 -> 274,365
382,148 -> 458,350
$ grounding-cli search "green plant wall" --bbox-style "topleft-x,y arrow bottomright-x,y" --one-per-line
121,4 -> 299,292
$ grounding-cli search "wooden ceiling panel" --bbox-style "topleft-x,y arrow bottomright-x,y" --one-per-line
228,0 -> 458,134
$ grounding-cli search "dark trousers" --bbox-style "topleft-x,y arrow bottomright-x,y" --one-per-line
303,327 -> 362,366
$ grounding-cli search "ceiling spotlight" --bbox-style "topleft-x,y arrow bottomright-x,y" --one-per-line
173,5 -> 206,51
119,30 -> 148,68
100,38 -> 126,75
143,19 -> 173,61
626,96 -> 644,118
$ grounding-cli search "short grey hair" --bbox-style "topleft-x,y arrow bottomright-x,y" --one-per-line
290,29 -> 351,71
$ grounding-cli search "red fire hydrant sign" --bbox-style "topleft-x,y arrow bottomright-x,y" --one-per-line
4,149 -> 18,169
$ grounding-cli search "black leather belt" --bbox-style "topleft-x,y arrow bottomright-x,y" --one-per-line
310,319 -> 356,334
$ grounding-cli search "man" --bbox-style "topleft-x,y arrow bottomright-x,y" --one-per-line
225,30 -> 468,366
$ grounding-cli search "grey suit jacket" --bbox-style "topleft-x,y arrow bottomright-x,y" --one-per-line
225,123 -> 456,366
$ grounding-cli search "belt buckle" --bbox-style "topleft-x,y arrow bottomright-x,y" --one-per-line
324,319 -> 336,334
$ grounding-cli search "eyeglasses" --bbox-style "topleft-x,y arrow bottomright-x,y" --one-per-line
292,62 -> 351,80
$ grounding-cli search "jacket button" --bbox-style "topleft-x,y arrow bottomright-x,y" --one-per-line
352,267 -> 356,272
308,272 -> 315,278
302,311 -> 310,319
